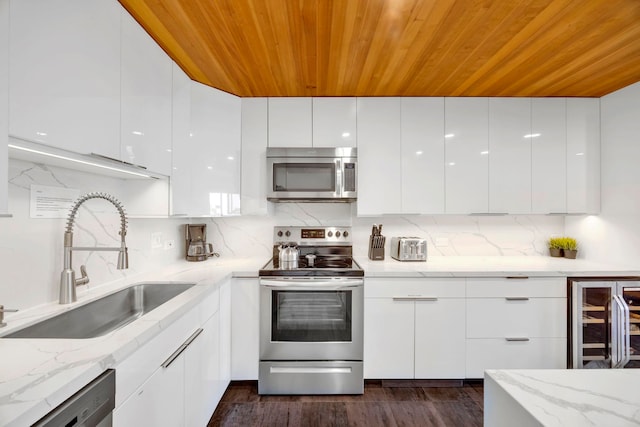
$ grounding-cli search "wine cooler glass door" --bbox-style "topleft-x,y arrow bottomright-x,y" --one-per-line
620,285 -> 640,368
573,282 -> 615,369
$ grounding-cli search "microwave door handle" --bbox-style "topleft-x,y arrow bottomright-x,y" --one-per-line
336,159 -> 343,196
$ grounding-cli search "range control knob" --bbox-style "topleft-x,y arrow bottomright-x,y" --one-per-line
336,231 -> 341,238
285,230 -> 291,237
277,231 -> 283,237
343,231 -> 349,237
327,231 -> 333,237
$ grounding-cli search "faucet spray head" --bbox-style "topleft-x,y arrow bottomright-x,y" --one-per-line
117,247 -> 129,270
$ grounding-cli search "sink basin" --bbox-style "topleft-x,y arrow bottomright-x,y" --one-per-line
4,282 -> 195,339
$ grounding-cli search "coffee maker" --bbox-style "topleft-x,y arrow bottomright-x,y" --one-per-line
185,223 -> 218,262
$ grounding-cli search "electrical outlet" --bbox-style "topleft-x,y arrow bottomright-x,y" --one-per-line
151,232 -> 163,249
164,239 -> 175,250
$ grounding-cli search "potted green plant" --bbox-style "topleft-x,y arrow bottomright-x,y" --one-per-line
562,237 -> 578,259
547,237 -> 564,257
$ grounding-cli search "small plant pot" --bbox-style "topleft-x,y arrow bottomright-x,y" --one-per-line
564,249 -> 577,259
549,248 -> 563,257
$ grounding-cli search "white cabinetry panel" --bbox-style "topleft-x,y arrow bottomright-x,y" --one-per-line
401,97 -> 445,214
567,98 -> 600,213
170,63 -> 192,216
241,98 -> 269,215
364,298 -> 415,379
231,278 -> 260,380
357,97 -> 402,215
0,0 -> 7,214
532,98 -> 567,213
489,98 -> 531,213
120,10 -> 172,175
312,97 -> 357,147
9,0 -> 121,158
445,98 -> 489,213
268,98 -> 312,147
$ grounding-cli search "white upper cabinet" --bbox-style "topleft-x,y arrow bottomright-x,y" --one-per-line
120,10 -> 172,175
401,97 -> 445,214
268,98 -> 312,147
445,98 -> 489,214
567,98 -> 600,214
241,98 -> 269,215
187,82 -> 241,216
488,98 -> 532,213
9,0 -> 121,158
0,0 -> 8,214
532,98 -> 567,214
312,98 -> 357,147
170,63 -> 192,216
356,97 -> 402,215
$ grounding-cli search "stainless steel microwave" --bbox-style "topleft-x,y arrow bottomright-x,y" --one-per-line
267,147 -> 357,202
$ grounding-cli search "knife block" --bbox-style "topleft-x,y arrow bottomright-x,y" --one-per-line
368,235 -> 385,261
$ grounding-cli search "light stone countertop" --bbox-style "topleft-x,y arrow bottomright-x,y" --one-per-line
1,255 -> 639,426
485,369 -> 640,426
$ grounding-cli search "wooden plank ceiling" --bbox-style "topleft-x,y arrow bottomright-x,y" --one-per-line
118,0 -> 640,98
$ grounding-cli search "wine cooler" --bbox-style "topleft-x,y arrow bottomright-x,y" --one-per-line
569,279 -> 640,369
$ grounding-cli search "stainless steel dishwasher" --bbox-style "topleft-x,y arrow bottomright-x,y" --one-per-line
32,369 -> 115,427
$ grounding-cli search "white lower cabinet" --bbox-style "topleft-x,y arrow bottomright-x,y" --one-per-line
465,277 -> 567,378
113,283 -> 229,426
364,278 -> 466,379
230,278 -> 260,380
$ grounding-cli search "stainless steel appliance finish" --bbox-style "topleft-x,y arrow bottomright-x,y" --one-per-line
259,226 -> 364,395
569,278 -> 640,369
32,369 -> 115,427
267,147 -> 357,202
185,223 -> 219,261
390,237 -> 427,262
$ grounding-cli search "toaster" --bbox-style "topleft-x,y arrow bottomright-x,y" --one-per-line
390,237 -> 427,262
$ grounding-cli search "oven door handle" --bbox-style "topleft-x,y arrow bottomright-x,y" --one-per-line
260,278 -> 364,288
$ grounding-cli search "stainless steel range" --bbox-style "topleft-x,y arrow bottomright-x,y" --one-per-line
258,226 -> 364,395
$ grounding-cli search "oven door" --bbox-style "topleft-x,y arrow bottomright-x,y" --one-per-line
267,157 -> 343,200
260,277 -> 363,361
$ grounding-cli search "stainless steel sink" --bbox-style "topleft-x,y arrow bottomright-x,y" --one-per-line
3,282 -> 195,339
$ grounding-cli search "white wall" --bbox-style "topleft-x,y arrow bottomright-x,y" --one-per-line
565,81 -> 640,267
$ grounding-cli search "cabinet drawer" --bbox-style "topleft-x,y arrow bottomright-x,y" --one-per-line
466,277 -> 565,298
366,278 -> 465,298
467,298 -> 566,338
466,338 -> 566,378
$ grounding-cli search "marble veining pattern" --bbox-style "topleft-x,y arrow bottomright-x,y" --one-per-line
486,369 -> 640,426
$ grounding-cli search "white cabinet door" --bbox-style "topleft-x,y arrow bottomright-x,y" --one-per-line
185,316 -> 220,427
356,97 -> 402,215
567,98 -> 600,214
0,0 -> 8,214
113,362 -> 184,427
414,298 -> 466,379
401,97 -> 445,214
488,98 -> 531,213
120,10 -> 172,175
170,62 -> 192,216
241,98 -> 269,215
187,82 -> 242,216
231,278 -> 260,380
445,98 -> 489,213
268,98 -> 312,147
364,298 -> 414,379
532,98 -> 567,213
312,97 -> 357,147
9,0 -> 121,158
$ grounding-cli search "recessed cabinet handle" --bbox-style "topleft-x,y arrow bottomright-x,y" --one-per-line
161,328 -> 204,369
505,337 -> 530,342
414,297 -> 438,301
505,276 -> 529,280
505,297 -> 530,301
392,296 -> 438,301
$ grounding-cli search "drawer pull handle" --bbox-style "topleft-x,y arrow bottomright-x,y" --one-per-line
506,276 -> 529,280
505,297 -> 530,301
392,296 -> 438,301
505,337 -> 530,342
162,328 -> 204,368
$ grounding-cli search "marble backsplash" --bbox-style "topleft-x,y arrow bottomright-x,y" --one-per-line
1,158 -> 564,310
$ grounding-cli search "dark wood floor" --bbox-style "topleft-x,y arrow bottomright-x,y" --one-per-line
208,381 -> 484,427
